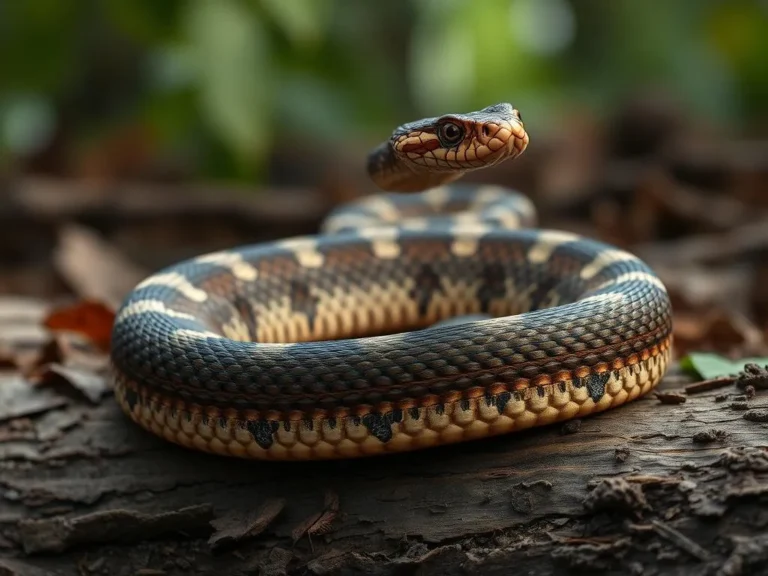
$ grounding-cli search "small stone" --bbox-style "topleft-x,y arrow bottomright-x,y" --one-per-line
583,477 -> 649,516
737,363 -> 768,390
615,447 -> 630,463
692,429 -> 728,444
560,419 -> 581,435
743,409 -> 768,423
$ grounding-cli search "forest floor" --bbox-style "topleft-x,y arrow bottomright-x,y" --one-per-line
1,99 -> 767,575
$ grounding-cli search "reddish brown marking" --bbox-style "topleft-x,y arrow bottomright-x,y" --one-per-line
574,366 -> 591,379
323,245 -> 375,266
440,390 -> 465,404
513,380 -> 531,391
379,401 -> 395,413
258,255 -> 302,278
487,382 -> 508,396
198,270 -> 238,297
532,375 -> 552,387
553,370 -> 572,383
398,399 -> 419,410
401,139 -> 441,154
332,408 -> 351,419
420,393 -> 441,407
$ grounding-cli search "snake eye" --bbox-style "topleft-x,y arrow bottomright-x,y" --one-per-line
437,121 -> 464,147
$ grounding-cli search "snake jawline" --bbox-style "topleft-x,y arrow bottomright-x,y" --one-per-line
113,337 -> 671,461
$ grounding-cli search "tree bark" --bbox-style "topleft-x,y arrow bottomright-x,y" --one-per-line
1,360 -> 767,576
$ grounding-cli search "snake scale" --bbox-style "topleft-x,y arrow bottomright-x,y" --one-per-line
110,103 -> 673,460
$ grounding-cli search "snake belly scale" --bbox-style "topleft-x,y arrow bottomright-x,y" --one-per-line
110,103 -> 673,460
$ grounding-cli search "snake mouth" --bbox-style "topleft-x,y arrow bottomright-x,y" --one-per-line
507,120 -> 529,156
470,120 -> 527,167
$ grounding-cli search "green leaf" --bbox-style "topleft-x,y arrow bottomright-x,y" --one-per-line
409,0 -> 476,113
258,0 -> 332,49
275,72 -> 356,143
103,0 -> 184,44
680,352 -> 768,380
0,0 -> 79,94
0,94 -> 56,155
183,0 -> 272,174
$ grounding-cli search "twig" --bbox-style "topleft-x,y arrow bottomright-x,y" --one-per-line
651,520 -> 710,562
654,392 -> 686,404
684,376 -> 736,395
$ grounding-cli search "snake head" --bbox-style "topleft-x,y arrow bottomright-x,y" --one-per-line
368,103 -> 528,192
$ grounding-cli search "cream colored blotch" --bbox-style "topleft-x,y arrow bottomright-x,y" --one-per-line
449,223 -> 490,258
358,227 -> 401,259
357,195 -> 400,222
116,299 -> 196,324
136,272 -> 208,303
472,185 -> 507,205
580,248 -> 637,280
196,252 -> 258,281
275,237 -> 324,268
527,231 -> 580,264
423,186 -> 451,210
593,271 -> 667,293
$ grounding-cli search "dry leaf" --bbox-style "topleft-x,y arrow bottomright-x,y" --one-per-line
672,308 -> 766,358
54,224 -> 148,310
0,374 -> 68,422
28,363 -> 110,405
32,331 -> 110,374
208,497 -> 285,551
291,511 -> 322,545
292,489 -> 340,545
307,511 -> 337,537
35,407 -> 84,442
43,300 -> 116,352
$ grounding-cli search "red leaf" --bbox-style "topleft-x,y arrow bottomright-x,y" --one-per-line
43,300 -> 116,352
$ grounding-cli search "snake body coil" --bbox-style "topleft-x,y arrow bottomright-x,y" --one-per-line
110,103 -> 673,460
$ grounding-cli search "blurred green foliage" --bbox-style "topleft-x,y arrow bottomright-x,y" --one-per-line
0,0 -> 766,181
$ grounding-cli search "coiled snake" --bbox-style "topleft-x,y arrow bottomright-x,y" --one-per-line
110,103 -> 673,460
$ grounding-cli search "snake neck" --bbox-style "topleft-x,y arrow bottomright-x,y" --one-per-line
367,141 -> 464,192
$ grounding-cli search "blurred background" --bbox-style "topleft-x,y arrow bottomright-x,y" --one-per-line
1,0 -> 767,358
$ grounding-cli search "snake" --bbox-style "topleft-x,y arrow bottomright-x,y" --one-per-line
110,103 -> 673,461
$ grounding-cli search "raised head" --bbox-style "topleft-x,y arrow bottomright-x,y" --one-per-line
368,103 -> 528,191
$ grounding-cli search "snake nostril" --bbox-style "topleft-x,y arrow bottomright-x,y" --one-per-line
482,126 -> 490,137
